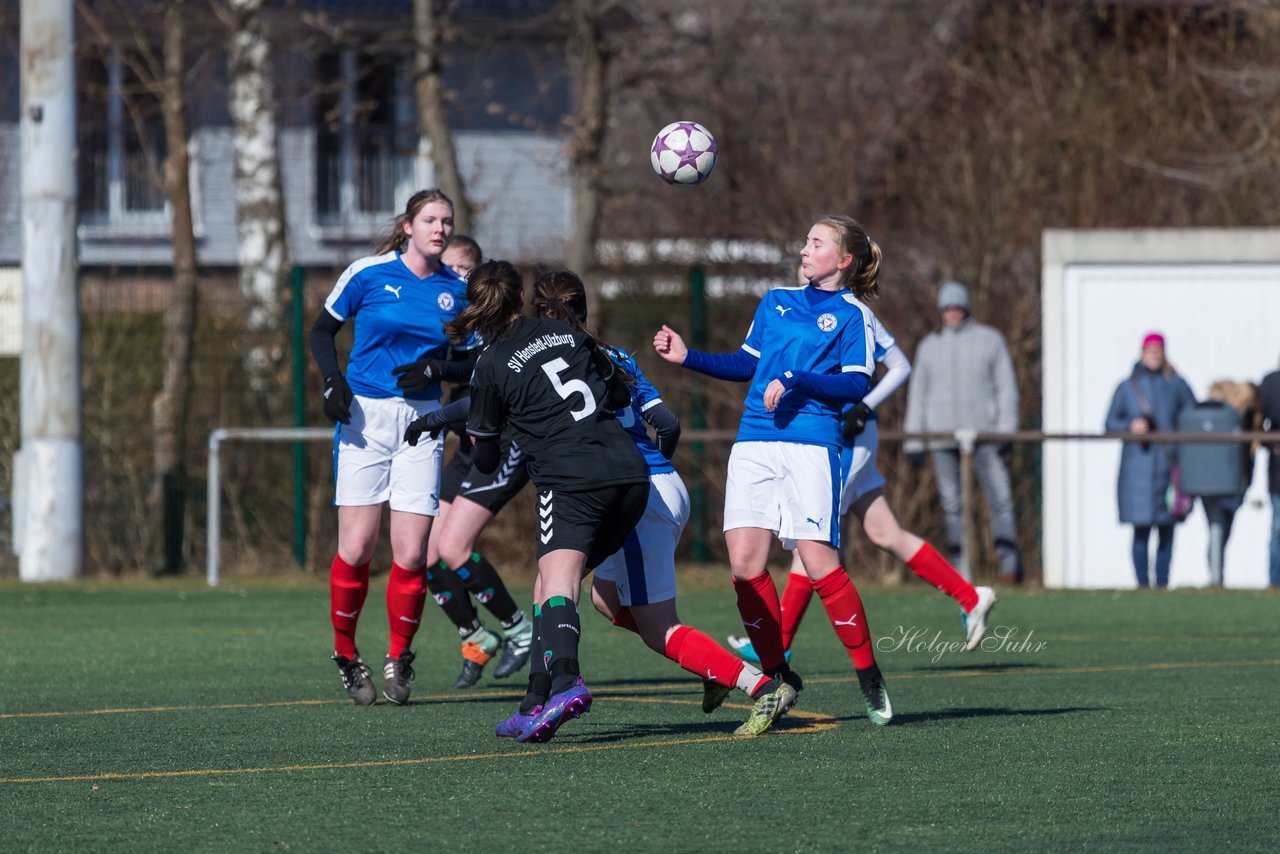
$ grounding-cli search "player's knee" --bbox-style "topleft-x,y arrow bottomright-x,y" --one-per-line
864,519 -> 898,552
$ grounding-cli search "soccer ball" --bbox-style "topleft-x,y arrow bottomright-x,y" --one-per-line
650,121 -> 717,186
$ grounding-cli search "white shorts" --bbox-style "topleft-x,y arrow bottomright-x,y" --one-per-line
839,420 -> 886,516
595,470 -> 689,607
333,395 -> 443,515
723,441 -> 845,550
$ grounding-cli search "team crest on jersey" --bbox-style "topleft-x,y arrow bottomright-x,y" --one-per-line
816,313 -> 837,332
437,292 -> 456,312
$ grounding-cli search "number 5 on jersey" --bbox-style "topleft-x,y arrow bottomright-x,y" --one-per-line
542,357 -> 597,421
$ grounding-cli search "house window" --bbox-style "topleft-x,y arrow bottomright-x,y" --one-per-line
314,49 -> 416,227
78,46 -> 168,224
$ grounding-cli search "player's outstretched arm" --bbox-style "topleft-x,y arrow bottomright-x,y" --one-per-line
653,325 -> 688,364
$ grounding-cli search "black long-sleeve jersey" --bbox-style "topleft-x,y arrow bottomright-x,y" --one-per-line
467,316 -> 648,490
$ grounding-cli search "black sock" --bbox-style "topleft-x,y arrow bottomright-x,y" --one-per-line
426,562 -> 480,634
856,663 -> 884,691
540,596 -> 581,695
455,552 -> 520,624
518,604 -> 550,714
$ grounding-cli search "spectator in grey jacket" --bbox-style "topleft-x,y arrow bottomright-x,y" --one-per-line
904,281 -> 1022,583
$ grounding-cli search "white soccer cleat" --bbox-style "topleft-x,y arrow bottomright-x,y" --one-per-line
963,586 -> 998,651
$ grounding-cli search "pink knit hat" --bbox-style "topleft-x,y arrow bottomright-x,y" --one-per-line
1142,332 -> 1165,350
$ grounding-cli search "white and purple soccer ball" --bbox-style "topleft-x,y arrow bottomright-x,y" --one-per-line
650,121 -> 717,186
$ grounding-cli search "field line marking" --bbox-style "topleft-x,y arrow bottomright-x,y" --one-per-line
0,698 -> 344,719
5,658 -> 1276,722
0,702 -> 839,785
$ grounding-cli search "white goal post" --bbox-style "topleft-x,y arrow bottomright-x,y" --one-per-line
206,426 -> 333,586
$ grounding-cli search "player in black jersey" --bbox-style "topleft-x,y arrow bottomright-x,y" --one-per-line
443,260 -> 649,744
392,235 -> 534,689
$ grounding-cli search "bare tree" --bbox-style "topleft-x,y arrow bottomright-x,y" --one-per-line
566,0 -> 609,322
414,0 -> 472,233
223,0 -> 288,394
147,0 -> 200,574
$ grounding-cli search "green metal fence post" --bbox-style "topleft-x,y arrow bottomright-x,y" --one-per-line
689,265 -> 709,562
291,265 -> 307,569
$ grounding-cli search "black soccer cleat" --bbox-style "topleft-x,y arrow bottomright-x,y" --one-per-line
493,615 -> 534,679
332,652 -> 376,705
382,650 -> 416,705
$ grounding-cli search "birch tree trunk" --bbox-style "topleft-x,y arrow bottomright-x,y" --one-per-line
150,0 -> 199,573
414,0 -> 472,234
227,0 -> 287,394
567,0 -> 607,328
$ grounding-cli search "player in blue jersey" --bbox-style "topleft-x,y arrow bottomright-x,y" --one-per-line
486,271 -> 797,738
396,236 -> 535,690
309,189 -> 475,707
654,215 -> 893,725
728,267 -> 998,666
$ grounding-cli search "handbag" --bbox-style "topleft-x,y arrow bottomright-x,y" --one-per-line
1129,376 -> 1195,522
1166,463 -> 1194,521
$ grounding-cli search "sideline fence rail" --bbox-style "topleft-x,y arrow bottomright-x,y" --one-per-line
205,426 -> 1276,586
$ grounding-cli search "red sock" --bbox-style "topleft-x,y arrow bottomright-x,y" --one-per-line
611,606 -> 640,634
732,572 -> 786,673
814,568 -> 876,670
329,553 -> 370,659
907,542 -> 979,611
664,625 -> 751,692
386,562 -> 428,658
780,572 -> 816,650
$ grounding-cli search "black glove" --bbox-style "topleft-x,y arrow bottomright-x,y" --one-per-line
391,357 -> 444,396
905,450 -> 927,468
323,373 -> 353,424
404,409 -> 448,447
842,402 -> 873,441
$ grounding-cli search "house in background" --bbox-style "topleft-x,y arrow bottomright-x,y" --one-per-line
0,0 -> 573,337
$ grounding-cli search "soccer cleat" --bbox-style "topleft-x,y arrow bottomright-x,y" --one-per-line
702,678 -> 733,714
733,680 -> 798,737
516,678 -> 593,743
493,615 -> 534,679
382,650 -> 416,705
776,666 -> 804,696
962,586 -> 998,652
726,635 -> 791,666
453,625 -> 502,689
496,706 -> 540,738
332,652 -> 376,705
857,665 -> 893,726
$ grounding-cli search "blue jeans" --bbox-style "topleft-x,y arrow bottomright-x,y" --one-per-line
1270,493 -> 1280,587
930,444 -> 1022,579
1202,496 -> 1240,586
1132,524 -> 1174,588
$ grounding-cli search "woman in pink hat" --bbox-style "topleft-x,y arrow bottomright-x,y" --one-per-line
1104,333 -> 1197,588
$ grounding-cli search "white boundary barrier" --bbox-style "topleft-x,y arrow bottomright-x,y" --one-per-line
207,426 -> 333,586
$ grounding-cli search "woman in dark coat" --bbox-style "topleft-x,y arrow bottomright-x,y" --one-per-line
1104,333 -> 1197,588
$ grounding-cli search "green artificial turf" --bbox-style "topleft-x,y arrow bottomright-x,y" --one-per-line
1,579 -> 1277,852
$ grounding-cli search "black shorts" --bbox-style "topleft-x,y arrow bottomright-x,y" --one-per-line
533,480 -> 650,569
439,436 -> 530,514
